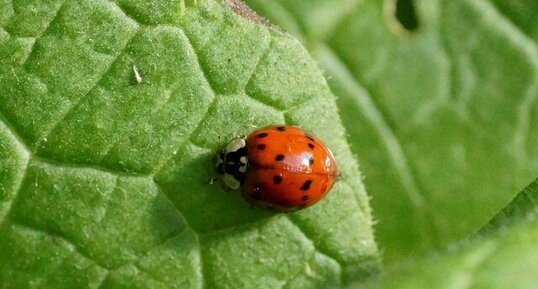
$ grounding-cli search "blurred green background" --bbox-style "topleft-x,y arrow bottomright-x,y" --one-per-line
245,0 -> 538,266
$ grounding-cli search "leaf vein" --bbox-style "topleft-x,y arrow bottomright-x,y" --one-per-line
32,27 -> 142,151
35,155 -> 148,177
17,0 -> 67,69
12,221 -> 111,270
458,242 -> 499,289
478,0 -> 538,52
0,112 -> 31,153
286,217 -> 343,285
107,0 -> 143,25
149,26 -> 220,173
95,271 -> 110,289
99,24 -> 217,165
0,155 -> 30,229
323,45 -> 426,208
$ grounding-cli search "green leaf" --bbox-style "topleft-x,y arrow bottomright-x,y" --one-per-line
361,178 -> 538,289
245,0 -> 538,263
488,0 -> 538,42
0,0 -> 377,288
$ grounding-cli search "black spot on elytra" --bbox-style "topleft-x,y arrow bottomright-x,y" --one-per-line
273,175 -> 283,184
257,144 -> 266,150
302,195 -> 309,201
308,143 -> 315,149
276,126 -> 286,131
256,132 -> 268,138
275,154 -> 285,161
300,180 -> 312,191
308,156 -> 314,166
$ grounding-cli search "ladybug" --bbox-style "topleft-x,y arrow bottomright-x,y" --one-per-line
216,125 -> 339,211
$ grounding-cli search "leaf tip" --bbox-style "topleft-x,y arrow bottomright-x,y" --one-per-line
223,0 -> 278,29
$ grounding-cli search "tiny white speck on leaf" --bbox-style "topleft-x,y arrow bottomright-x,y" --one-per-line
304,262 -> 314,277
133,65 -> 143,84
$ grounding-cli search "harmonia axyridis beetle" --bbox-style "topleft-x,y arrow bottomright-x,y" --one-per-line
216,125 -> 339,211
